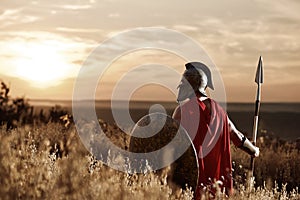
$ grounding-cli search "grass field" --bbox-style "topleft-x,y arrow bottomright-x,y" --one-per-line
1,122 -> 299,200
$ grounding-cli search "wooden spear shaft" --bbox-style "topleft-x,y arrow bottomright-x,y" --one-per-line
249,56 -> 263,189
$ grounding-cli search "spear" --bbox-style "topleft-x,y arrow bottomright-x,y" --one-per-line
249,56 -> 263,190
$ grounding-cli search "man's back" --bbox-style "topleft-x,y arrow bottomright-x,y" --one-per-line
173,97 -> 233,196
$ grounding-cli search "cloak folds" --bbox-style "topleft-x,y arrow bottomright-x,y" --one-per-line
176,97 -> 232,197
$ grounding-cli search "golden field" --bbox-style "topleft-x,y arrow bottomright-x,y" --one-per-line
0,122 -> 299,200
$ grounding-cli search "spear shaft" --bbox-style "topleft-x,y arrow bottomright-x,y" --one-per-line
249,56 -> 263,189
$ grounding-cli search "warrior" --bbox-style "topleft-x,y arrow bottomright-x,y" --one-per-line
172,62 -> 259,198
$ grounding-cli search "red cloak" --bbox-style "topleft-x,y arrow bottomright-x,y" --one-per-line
174,97 -> 233,198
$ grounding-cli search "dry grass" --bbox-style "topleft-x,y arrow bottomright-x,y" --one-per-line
0,124 -> 192,200
0,123 -> 299,200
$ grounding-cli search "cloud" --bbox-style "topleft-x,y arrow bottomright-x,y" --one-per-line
172,25 -> 199,32
56,27 -> 102,33
108,13 -> 120,18
0,31 -> 95,85
0,8 -> 40,28
0,0 -> 299,101
1,75 -> 76,100
58,4 -> 92,10
169,16 -> 300,98
0,8 -> 22,18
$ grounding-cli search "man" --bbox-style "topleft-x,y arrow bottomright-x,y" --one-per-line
172,62 -> 259,198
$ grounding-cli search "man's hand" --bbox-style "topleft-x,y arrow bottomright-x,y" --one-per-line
252,146 -> 260,157
239,137 -> 260,157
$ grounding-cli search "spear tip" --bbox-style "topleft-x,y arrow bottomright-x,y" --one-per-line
255,56 -> 263,84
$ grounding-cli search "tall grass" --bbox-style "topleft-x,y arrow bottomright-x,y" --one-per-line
0,124 -> 192,199
231,134 -> 300,193
0,123 -> 299,199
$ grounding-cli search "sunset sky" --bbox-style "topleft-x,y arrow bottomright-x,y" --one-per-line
0,0 -> 299,102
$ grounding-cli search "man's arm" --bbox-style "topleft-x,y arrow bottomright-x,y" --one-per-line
228,117 -> 259,157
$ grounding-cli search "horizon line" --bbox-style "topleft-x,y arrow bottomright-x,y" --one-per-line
27,98 -> 300,104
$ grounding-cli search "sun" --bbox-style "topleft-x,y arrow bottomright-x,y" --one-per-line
12,42 -> 75,88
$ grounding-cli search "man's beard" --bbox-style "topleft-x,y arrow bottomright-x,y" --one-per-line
177,85 -> 196,102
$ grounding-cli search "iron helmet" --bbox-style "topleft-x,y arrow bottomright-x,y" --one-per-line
177,62 -> 214,101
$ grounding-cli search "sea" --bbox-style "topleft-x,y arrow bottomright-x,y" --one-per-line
30,99 -> 300,141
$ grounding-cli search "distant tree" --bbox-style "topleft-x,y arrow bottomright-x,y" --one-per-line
0,80 -> 73,130
0,80 -> 33,129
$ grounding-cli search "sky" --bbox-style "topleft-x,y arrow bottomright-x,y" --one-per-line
0,0 -> 300,102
